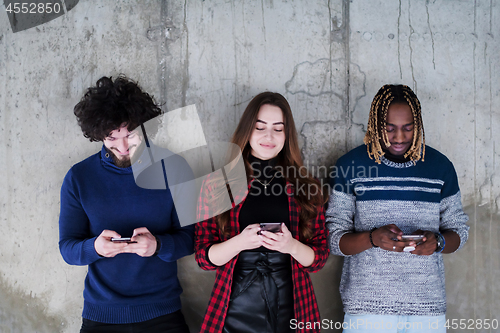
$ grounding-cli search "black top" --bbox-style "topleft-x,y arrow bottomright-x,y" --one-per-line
239,155 -> 291,252
382,148 -> 412,163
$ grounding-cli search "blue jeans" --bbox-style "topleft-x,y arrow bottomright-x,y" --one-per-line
342,313 -> 446,333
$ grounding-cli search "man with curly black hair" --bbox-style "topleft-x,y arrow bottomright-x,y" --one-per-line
59,76 -> 193,333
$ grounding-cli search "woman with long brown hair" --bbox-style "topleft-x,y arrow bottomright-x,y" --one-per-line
195,92 -> 328,333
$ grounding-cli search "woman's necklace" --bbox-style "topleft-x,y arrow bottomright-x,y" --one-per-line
254,174 -> 276,190
254,168 -> 282,190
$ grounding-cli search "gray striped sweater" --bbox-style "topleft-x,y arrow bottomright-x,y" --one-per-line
326,145 -> 469,315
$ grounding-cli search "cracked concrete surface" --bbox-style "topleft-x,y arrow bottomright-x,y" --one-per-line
1,1 -> 499,332
285,58 -> 345,98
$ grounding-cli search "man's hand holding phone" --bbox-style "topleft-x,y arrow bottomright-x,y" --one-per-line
125,227 -> 158,257
95,228 -> 158,258
94,230 -> 133,258
371,224 -> 423,252
399,234 -> 424,252
111,237 -> 136,243
407,230 -> 437,256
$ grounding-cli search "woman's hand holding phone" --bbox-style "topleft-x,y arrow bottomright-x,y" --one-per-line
237,224 -> 264,251
260,223 -> 316,267
260,223 -> 295,254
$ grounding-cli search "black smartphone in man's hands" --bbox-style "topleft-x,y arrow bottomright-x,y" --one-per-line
111,237 -> 137,243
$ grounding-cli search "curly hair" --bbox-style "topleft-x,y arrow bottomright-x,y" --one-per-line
74,75 -> 162,141
364,84 -> 425,163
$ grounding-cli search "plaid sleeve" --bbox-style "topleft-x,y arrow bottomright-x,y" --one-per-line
290,217 -> 325,333
197,204 -> 240,333
297,205 -> 329,273
289,198 -> 325,332
194,178 -> 221,271
195,218 -> 220,271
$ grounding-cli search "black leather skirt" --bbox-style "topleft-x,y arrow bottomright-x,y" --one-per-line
223,251 -> 295,333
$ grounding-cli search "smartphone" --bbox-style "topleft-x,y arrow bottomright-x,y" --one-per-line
400,235 -> 425,242
111,237 -> 137,243
258,222 -> 282,235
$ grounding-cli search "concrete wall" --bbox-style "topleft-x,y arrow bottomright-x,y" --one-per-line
0,1 -> 498,332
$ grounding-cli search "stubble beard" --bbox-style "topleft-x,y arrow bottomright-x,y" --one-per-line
105,147 -> 132,168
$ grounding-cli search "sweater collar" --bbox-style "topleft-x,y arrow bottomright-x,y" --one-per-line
380,147 -> 418,168
379,152 -> 416,168
99,145 -> 134,174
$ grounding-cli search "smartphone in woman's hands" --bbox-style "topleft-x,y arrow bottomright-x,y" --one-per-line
258,222 -> 282,234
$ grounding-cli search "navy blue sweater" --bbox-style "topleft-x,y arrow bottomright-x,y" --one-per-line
59,145 -> 194,324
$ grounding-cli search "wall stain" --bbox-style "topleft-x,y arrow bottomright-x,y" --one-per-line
348,62 -> 367,134
329,0 -> 344,44
182,0 -> 189,111
407,0 -> 417,93
397,0 -> 402,79
260,0 -> 267,43
425,0 -> 436,70
300,120 -> 363,180
0,276 -> 65,332
300,120 -> 346,180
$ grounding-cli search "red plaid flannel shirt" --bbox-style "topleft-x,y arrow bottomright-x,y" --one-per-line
195,179 -> 329,333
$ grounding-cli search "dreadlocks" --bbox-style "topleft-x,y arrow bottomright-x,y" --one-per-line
363,84 -> 425,164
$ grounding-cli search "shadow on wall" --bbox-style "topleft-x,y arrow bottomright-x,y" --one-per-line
178,254 -> 216,332
0,275 -> 64,332
445,203 -> 500,325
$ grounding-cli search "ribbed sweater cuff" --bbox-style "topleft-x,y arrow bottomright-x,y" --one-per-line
83,237 -> 103,263
157,234 -> 175,259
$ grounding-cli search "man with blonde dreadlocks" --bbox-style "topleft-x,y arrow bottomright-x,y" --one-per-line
326,84 -> 469,333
